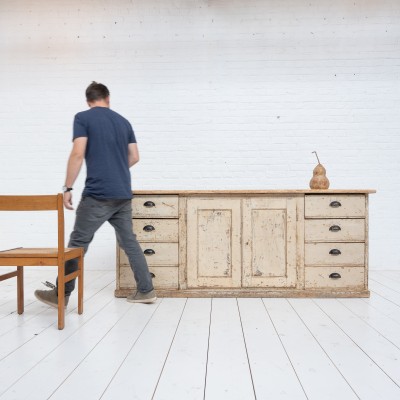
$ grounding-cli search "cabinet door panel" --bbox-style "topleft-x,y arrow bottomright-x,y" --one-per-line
252,209 -> 287,277
243,197 -> 298,287
187,198 -> 241,288
197,209 -> 233,278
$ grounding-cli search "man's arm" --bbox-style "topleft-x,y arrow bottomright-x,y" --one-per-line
63,137 -> 87,210
128,143 -> 140,167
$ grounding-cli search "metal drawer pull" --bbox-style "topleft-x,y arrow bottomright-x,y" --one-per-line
143,225 -> 155,232
329,272 -> 341,279
329,225 -> 341,232
329,201 -> 342,208
144,249 -> 155,255
329,249 -> 341,256
143,201 -> 156,208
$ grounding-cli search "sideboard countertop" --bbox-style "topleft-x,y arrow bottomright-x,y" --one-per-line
132,189 -> 376,195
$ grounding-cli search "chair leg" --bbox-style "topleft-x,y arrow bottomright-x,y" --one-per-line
78,254 -> 84,315
17,266 -> 24,314
57,264 -> 65,330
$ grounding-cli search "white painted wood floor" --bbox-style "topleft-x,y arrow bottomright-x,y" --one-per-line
1,270 -> 400,400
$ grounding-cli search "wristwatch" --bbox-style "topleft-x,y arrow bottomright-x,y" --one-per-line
62,186 -> 73,193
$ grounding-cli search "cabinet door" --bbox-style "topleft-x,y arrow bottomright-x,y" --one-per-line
187,198 -> 242,288
243,197 -> 297,287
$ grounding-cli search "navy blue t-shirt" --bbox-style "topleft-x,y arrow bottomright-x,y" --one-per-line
73,107 -> 136,199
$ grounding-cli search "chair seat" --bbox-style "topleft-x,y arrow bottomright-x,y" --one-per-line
0,247 -> 82,259
0,247 -> 81,266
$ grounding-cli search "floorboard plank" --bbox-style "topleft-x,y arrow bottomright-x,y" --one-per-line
0,272 -> 115,361
338,298 -> 400,348
49,300 -> 162,400
0,270 -> 111,337
263,298 -> 358,400
0,301 -> 50,336
1,298 -> 132,400
0,282 -> 116,396
204,298 -> 255,400
101,298 -> 187,400
315,299 -> 400,387
369,281 -> 400,307
0,271 -> 40,300
371,271 -> 400,283
153,298 -> 211,400
0,277 -> 47,317
361,293 -> 400,325
0,270 -> 106,306
370,274 -> 400,294
291,298 -> 400,400
238,298 -> 306,399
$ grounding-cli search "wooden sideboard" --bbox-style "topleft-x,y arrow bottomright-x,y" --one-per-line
115,190 -> 375,298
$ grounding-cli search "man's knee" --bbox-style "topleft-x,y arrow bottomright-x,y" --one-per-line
68,230 -> 94,249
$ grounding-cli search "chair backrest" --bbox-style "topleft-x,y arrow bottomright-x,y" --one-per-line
0,195 -> 59,211
0,194 -> 65,259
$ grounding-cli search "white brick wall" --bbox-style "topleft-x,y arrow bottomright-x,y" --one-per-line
0,0 -> 399,270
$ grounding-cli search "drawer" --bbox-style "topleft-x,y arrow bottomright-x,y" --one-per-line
305,243 -> 365,266
120,266 -> 178,289
305,219 -> 365,242
305,195 -> 365,218
132,196 -> 179,218
133,219 -> 179,242
120,243 -> 179,266
305,266 -> 365,289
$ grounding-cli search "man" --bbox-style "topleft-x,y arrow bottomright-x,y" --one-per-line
35,82 -> 156,306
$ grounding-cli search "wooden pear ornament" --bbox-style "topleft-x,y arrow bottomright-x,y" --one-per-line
309,151 -> 330,189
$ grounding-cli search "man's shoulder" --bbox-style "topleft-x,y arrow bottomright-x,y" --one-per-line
109,109 -> 131,124
74,109 -> 91,120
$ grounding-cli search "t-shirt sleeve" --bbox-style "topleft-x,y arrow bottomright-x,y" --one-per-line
72,114 -> 88,141
128,123 -> 137,144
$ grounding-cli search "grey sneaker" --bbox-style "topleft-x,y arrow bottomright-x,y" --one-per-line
34,288 -> 69,309
127,290 -> 157,304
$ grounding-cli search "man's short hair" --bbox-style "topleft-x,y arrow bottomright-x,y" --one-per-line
86,81 -> 110,102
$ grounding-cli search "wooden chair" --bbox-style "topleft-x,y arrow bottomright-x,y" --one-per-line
0,194 -> 84,330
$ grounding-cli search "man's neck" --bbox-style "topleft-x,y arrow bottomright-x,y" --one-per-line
88,100 -> 110,108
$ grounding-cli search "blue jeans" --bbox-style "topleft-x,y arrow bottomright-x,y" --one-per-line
58,196 -> 154,296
